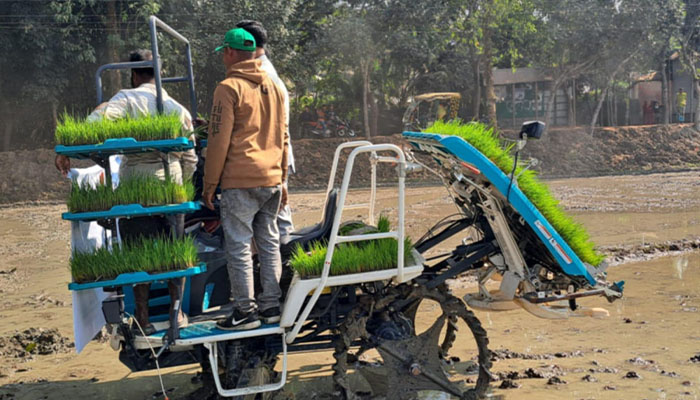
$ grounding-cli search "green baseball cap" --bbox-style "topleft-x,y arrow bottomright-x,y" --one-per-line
215,28 -> 256,52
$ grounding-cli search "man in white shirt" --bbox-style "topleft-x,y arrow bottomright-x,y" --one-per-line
56,50 -> 197,183
237,20 -> 296,238
56,50 -> 196,335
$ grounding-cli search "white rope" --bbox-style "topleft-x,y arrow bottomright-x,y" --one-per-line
125,312 -> 169,400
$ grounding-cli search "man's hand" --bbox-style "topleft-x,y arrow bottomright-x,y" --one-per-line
202,189 -> 215,211
202,183 -> 218,210
55,155 -> 71,177
281,185 -> 288,207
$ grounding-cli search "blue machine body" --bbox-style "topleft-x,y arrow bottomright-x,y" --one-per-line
403,131 -> 597,285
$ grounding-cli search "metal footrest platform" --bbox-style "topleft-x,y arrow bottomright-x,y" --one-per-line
193,323 -> 288,398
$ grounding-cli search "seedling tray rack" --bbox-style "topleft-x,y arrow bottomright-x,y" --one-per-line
68,263 -> 207,291
62,202 -> 200,221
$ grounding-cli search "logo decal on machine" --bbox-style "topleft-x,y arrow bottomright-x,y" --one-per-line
534,220 -> 551,239
549,238 -> 572,264
536,220 -> 572,264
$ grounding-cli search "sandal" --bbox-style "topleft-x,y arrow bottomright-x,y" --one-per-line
132,322 -> 156,337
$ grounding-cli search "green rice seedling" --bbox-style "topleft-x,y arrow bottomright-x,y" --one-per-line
290,215 -> 414,278
424,120 -> 604,266
55,113 -> 184,146
67,175 -> 195,213
70,235 -> 199,283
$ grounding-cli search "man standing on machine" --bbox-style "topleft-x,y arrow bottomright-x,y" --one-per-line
236,20 -> 295,238
203,28 -> 288,330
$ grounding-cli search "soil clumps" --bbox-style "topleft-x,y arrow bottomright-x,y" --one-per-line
0,328 -> 74,360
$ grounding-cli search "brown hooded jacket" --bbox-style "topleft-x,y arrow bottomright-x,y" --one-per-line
204,59 -> 288,191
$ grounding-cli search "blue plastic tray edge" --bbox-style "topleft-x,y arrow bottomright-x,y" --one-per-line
55,137 -> 192,158
68,263 -> 207,291
62,201 -> 200,221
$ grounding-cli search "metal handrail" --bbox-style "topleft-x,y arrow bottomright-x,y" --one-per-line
95,15 -> 197,117
287,143 -> 406,343
324,141 -> 376,225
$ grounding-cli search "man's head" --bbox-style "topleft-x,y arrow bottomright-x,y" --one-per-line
129,49 -> 156,88
215,28 -> 256,68
236,20 -> 267,57
679,88 -> 684,92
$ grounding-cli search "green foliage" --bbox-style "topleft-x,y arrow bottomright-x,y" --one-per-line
70,235 -> 199,283
290,215 -> 413,278
55,113 -> 184,145
426,120 -> 604,266
67,175 -> 195,213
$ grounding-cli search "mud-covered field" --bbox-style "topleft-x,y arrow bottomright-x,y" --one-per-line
0,171 -> 698,400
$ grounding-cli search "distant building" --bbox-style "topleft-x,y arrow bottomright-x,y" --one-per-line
630,53 -> 697,124
493,67 -> 574,128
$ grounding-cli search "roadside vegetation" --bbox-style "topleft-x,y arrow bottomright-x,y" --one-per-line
5,1 -> 698,152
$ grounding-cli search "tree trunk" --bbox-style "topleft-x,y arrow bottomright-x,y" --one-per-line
2,117 -> 12,152
481,15 -> 497,129
370,90 -> 379,137
52,101 -> 58,130
625,85 -> 631,126
694,79 -> 700,131
545,80 -> 561,128
590,50 -> 640,132
590,88 -> 607,133
661,60 -> 670,125
106,1 -> 121,93
613,90 -> 618,126
472,60 -> 481,120
482,56 -> 497,129
362,61 -> 371,139
565,82 -> 575,126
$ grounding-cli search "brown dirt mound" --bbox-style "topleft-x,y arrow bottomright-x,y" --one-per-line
1,124 -> 699,204
507,124 -> 700,178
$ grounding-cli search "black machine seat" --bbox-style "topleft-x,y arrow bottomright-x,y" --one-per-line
280,189 -> 338,256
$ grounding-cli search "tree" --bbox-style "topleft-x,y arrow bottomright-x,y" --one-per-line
458,0 -> 539,129
678,0 -> 700,130
0,0 -> 161,150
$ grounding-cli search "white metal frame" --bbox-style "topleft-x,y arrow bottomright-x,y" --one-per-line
324,141 -> 376,224
175,141 -> 414,397
286,143 -> 408,344
202,329 -> 287,397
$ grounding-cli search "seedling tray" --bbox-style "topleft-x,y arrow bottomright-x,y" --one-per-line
62,201 -> 200,221
55,137 -> 193,159
68,263 -> 206,291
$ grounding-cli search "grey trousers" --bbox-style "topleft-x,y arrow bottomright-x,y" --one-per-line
277,180 -> 294,237
277,204 -> 294,237
220,186 -> 282,313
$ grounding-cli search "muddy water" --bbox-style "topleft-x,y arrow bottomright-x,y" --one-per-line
0,171 -> 698,399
